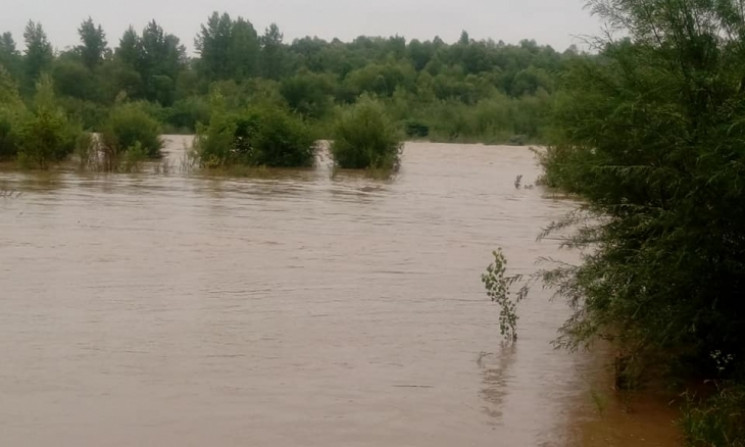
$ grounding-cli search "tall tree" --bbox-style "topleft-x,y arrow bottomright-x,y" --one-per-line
260,23 -> 286,79
77,17 -> 108,70
114,21 -> 185,104
227,17 -> 259,80
195,12 -> 259,81
0,32 -> 21,80
195,12 -> 232,79
23,21 -> 53,92
543,0 -> 745,400
115,26 -> 140,67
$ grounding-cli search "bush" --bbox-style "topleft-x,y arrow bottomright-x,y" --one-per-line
193,95 -> 236,168
59,97 -> 108,130
18,107 -> 79,168
330,97 -> 402,170
681,384 -> 745,446
0,106 -> 22,160
250,107 -> 316,167
0,67 -> 26,160
195,95 -> 316,168
101,102 -> 163,159
17,75 -> 81,168
405,120 -> 429,138
164,97 -> 210,132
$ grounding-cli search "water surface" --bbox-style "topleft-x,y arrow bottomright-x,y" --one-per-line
0,137 -> 658,446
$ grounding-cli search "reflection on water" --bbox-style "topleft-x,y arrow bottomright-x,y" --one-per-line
478,344 -> 516,425
0,136 -> 674,446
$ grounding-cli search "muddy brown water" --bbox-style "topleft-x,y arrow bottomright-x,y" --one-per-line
0,136 -> 679,446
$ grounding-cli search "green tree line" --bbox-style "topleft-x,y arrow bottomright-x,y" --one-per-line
0,13 -> 579,150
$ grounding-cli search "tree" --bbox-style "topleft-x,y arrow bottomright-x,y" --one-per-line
0,65 -> 23,160
260,23 -> 286,79
23,21 -> 53,93
227,17 -> 260,80
542,2 -> 745,440
52,52 -> 95,100
195,12 -> 261,81
114,21 -> 185,104
0,32 -> 22,80
330,96 -> 402,170
115,26 -> 140,67
279,71 -> 334,119
195,12 -> 232,80
77,17 -> 108,70
18,75 -> 80,168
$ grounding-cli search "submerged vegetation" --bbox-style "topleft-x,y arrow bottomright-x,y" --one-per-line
194,94 -> 316,169
101,102 -> 163,160
0,13 -> 579,170
330,97 -> 402,170
534,0 -> 745,444
4,4 -> 743,446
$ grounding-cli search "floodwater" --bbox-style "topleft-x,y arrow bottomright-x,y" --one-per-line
0,137 -> 679,446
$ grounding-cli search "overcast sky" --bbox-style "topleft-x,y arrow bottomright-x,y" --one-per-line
1,0 -> 603,54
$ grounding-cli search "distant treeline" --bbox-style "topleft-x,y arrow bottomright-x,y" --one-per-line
0,13 -> 584,144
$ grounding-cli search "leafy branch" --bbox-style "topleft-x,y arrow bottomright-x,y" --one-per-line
481,248 -> 529,342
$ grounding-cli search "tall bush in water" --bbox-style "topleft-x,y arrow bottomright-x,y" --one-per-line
330,96 -> 402,170
101,102 -> 163,159
542,1 -> 745,444
195,93 -> 316,168
0,65 -> 24,160
17,75 -> 80,168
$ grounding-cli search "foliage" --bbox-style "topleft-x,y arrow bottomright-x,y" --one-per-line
113,21 -> 186,105
330,97 -> 402,170
101,102 -> 163,159
22,21 -> 53,94
541,1 -> 745,443
680,384 -> 745,447
0,66 -> 24,160
0,13 -> 577,145
280,71 -> 335,119
195,12 -> 260,81
195,94 -> 316,168
77,17 -> 108,70
481,248 -> 528,341
0,107 -> 21,160
0,32 -> 22,81
17,75 -> 81,168
250,106 -> 316,167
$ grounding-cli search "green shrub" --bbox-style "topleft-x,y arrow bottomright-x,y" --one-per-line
121,141 -> 148,172
0,106 -> 22,160
101,102 -> 163,158
0,67 -> 26,160
18,108 -> 79,168
165,97 -> 210,132
405,120 -> 429,138
681,384 -> 745,446
279,72 -> 335,119
193,95 -> 237,168
59,97 -> 108,130
330,97 -> 402,170
16,75 -> 81,168
250,107 -> 316,167
195,95 -> 316,168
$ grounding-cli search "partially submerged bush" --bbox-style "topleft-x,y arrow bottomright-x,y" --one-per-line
251,107 -> 316,167
17,75 -> 81,168
195,95 -> 316,169
0,106 -> 22,161
681,384 -> 745,446
101,102 -> 163,159
330,97 -> 402,170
